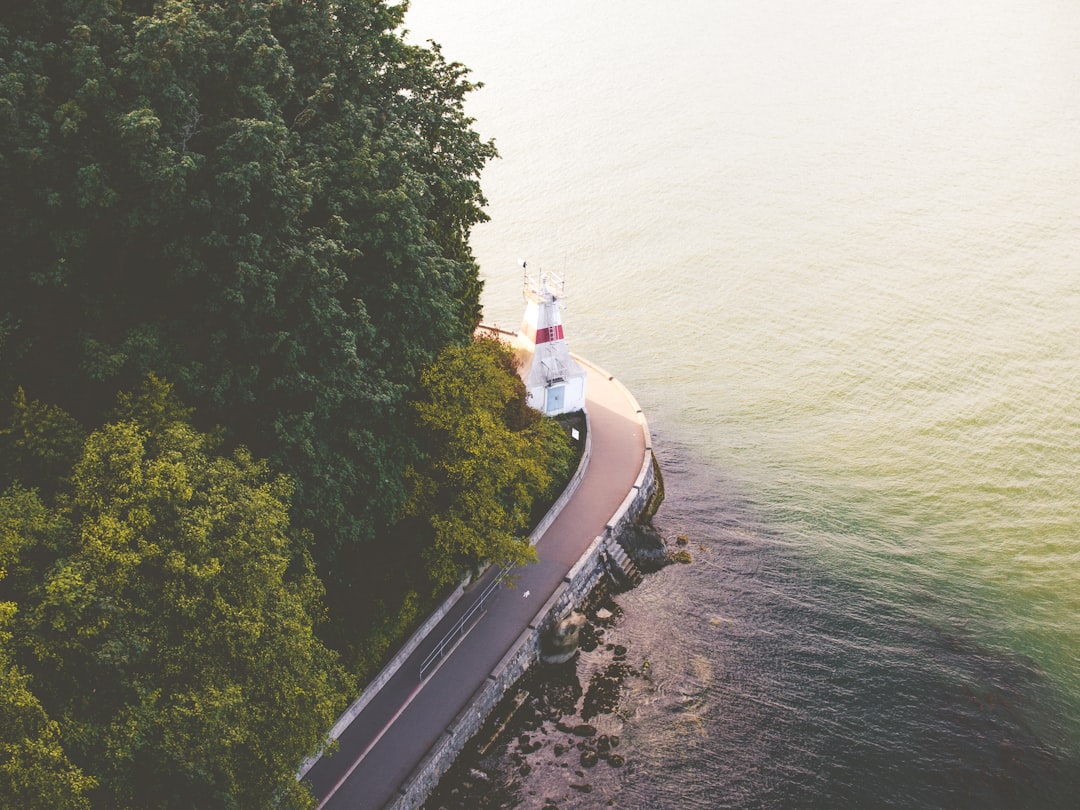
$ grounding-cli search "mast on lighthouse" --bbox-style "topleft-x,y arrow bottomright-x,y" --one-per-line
516,261 -> 587,415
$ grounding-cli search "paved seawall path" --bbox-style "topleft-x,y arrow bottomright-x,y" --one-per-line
302,359 -> 649,810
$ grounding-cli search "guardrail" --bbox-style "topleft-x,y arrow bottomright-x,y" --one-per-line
419,569 -> 506,680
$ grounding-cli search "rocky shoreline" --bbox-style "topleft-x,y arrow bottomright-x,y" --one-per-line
421,512 -> 686,810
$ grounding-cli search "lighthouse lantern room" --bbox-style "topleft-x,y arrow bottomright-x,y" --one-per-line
515,262 -> 587,415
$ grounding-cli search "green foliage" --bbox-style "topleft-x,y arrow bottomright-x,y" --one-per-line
0,615 -> 97,810
350,589 -> 420,684
1,506 -> 95,810
0,1 -> 590,804
0,387 -> 86,495
407,337 -> 576,588
1,381 -> 348,809
0,0 -> 496,560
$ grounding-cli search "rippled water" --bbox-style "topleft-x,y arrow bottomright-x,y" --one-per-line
407,0 -> 1080,806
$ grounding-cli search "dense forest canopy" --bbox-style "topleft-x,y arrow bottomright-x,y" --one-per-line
0,1 -> 577,807
2,378 -> 348,808
0,0 -> 495,556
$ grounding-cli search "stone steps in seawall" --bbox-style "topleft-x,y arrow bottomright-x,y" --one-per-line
604,540 -> 643,587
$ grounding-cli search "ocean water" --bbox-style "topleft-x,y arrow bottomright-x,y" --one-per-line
406,1 -> 1080,806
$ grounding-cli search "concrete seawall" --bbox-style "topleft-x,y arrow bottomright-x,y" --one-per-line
298,387 -> 594,781
389,358 -> 655,810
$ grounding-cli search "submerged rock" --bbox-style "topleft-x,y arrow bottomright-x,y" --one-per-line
617,524 -> 669,572
420,586 -> 648,809
541,612 -> 588,664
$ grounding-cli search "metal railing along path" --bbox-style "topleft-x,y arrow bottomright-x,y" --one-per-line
419,569 -> 506,680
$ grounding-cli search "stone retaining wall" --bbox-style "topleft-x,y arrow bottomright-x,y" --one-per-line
389,368 -> 655,809
298,396 -> 592,780
390,532 -> 611,810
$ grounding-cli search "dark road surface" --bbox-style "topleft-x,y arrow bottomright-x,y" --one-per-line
303,361 -> 647,809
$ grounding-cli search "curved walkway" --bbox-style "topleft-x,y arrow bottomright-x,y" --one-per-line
302,360 -> 647,810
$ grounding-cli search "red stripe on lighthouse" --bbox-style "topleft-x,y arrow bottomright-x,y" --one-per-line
534,324 -> 564,344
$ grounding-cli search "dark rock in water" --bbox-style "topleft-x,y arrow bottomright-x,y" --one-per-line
582,661 -> 635,720
531,663 -> 582,719
591,596 -> 622,625
577,622 -> 601,652
616,523 -> 669,572
417,581 -> 650,809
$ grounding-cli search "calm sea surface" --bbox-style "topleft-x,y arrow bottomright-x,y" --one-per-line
407,1 -> 1080,806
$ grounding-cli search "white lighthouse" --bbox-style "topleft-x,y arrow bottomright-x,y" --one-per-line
516,262 -> 587,415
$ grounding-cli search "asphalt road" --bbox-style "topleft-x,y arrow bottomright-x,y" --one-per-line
303,361 -> 647,810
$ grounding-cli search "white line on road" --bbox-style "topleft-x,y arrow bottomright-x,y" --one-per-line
315,609 -> 487,810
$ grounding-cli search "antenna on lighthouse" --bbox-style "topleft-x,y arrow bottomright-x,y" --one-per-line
521,259 -> 566,303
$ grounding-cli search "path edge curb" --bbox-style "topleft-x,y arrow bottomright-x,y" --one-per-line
297,389 -> 593,779
389,358 -> 655,809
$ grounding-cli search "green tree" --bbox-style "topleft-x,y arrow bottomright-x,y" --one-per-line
0,494 -> 95,810
4,380 -> 347,809
406,337 -> 576,588
0,607 -> 97,810
0,387 -> 86,496
0,0 -> 496,565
